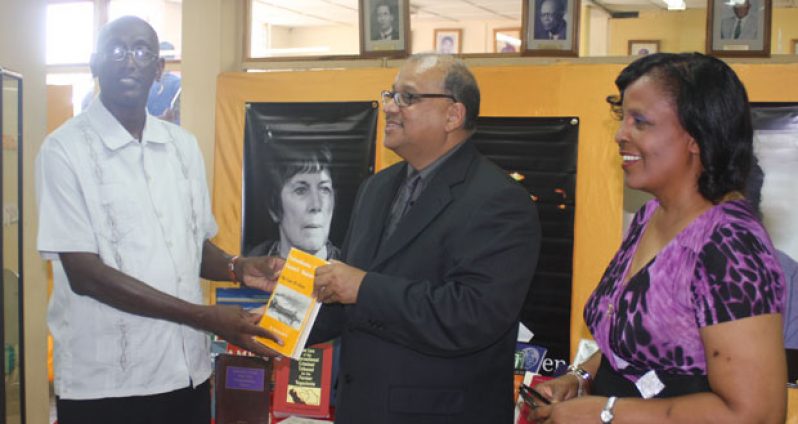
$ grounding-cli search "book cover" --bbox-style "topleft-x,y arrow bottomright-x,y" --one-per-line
273,343 -> 333,419
514,342 -> 548,375
514,342 -> 548,401
257,248 -> 326,360
214,354 -> 272,424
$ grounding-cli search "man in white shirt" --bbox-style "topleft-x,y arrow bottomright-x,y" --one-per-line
36,16 -> 283,424
720,0 -> 758,40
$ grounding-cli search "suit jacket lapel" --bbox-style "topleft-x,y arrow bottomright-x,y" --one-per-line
353,164 -> 406,267
371,141 -> 476,269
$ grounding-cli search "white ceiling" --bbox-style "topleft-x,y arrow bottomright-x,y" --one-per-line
252,0 -> 797,27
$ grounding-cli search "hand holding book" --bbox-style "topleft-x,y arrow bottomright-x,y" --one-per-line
237,255 -> 286,292
199,303 -> 283,357
314,260 -> 366,304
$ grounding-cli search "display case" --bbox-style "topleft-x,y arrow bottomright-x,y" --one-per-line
1,67 -> 24,424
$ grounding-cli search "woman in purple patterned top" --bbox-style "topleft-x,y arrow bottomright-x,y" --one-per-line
529,53 -> 786,423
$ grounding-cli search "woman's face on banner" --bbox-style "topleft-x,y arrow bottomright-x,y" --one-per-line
278,169 -> 335,254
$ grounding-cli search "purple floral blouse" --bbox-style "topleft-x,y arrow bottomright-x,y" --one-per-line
585,199 -> 785,383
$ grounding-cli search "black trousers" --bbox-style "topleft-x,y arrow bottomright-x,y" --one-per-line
56,380 -> 211,424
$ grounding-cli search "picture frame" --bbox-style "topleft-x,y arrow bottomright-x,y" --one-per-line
628,40 -> 660,56
522,0 -> 580,57
792,39 -> 798,54
359,0 -> 410,58
434,28 -> 463,54
494,27 -> 521,53
706,0 -> 771,58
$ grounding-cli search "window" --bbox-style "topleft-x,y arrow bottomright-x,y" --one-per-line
46,1 -> 94,65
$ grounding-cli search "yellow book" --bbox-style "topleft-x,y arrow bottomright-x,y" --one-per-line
256,248 -> 327,360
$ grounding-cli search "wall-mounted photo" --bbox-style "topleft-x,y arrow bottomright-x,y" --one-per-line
359,0 -> 410,58
494,27 -> 521,53
522,0 -> 580,56
434,28 -> 462,54
793,38 -> 798,54
706,0 -> 771,57
628,40 -> 660,56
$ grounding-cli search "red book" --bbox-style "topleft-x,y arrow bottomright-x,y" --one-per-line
272,343 -> 333,419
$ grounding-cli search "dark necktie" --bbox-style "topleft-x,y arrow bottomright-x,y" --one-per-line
734,19 -> 742,39
383,172 -> 421,240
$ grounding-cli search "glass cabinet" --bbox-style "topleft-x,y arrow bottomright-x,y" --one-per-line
1,67 -> 24,424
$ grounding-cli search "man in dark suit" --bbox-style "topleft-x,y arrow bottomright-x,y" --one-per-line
371,1 -> 400,41
311,53 -> 541,423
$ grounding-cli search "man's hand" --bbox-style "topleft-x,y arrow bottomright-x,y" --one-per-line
314,261 -> 366,304
199,304 -> 283,357
240,256 -> 285,292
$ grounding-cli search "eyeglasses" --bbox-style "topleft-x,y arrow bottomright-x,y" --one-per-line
103,45 -> 158,66
381,90 -> 457,108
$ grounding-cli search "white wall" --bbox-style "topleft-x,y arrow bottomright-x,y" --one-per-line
286,25 -> 359,55
410,19 -> 521,54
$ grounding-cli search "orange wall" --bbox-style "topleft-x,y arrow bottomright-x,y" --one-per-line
213,61 -> 798,356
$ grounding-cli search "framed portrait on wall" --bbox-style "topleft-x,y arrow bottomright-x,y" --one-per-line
494,27 -> 521,53
706,0 -> 771,57
522,0 -> 580,56
359,0 -> 410,58
628,40 -> 660,56
434,28 -> 462,54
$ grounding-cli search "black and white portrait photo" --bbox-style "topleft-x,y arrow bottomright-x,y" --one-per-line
359,0 -> 409,57
523,0 -> 580,56
241,102 -> 377,264
371,0 -> 399,41
247,144 -> 340,261
534,0 -> 568,40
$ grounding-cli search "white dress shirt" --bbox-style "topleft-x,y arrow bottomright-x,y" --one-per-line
36,99 -> 218,400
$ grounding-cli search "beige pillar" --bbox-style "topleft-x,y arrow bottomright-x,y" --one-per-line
0,0 -> 50,423
181,0 -> 244,190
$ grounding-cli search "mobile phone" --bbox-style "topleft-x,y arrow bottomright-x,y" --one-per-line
519,384 -> 551,406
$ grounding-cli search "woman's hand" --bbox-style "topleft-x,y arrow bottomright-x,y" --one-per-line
534,374 -> 582,402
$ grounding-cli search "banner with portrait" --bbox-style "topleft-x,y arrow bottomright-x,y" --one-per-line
241,102 -> 378,262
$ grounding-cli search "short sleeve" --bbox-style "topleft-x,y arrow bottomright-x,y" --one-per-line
692,222 -> 785,328
185,133 -> 218,240
35,138 -> 99,260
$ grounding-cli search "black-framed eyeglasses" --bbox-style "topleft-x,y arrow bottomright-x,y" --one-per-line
103,45 -> 158,66
381,90 -> 457,108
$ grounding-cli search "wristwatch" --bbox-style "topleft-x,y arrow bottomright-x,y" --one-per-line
567,364 -> 591,396
600,396 -> 617,424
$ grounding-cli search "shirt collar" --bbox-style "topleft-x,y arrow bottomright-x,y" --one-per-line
407,141 -> 466,181
85,98 -> 171,151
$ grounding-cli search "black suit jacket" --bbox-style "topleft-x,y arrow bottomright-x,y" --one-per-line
309,141 -> 541,423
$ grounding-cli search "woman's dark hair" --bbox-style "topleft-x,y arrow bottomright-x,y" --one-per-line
607,52 -> 753,203
264,144 -> 334,221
